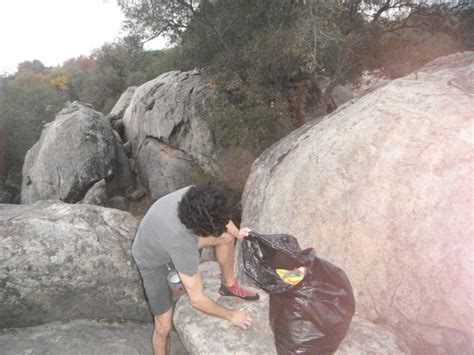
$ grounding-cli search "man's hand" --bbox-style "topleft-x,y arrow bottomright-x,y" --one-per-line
230,309 -> 253,330
179,271 -> 253,330
226,220 -> 251,240
237,227 -> 251,240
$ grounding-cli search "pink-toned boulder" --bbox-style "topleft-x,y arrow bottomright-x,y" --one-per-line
240,52 -> 474,354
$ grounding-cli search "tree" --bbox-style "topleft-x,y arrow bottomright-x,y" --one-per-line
62,36 -> 175,113
17,59 -> 46,74
120,0 -> 196,43
121,0 -> 471,102
0,70 -> 67,193
118,0 -> 472,159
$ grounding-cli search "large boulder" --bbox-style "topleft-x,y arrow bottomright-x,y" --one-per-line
21,102 -> 129,204
174,262 -> 409,354
239,52 -> 474,354
0,201 -> 150,328
122,70 -> 217,198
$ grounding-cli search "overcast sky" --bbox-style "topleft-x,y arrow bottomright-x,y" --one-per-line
0,0 -> 165,75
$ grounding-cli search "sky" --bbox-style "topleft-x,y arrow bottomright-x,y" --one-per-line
0,0 -> 166,75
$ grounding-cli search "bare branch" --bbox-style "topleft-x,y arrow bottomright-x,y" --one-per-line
371,0 -> 392,24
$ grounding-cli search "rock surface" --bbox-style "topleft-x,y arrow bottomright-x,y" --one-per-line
21,102 -> 117,204
319,78 -> 356,108
174,262 -> 409,354
107,129 -> 134,197
239,52 -> 474,354
111,87 -> 137,119
107,195 -> 129,211
122,70 -> 217,198
136,138 -> 197,199
0,201 -> 150,328
0,320 -> 187,355
81,179 -> 107,206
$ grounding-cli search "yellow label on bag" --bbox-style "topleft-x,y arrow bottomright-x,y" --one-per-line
276,267 -> 305,285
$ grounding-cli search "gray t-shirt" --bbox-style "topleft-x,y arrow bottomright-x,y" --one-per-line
131,186 -> 200,276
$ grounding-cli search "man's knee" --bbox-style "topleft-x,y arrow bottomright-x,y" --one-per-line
154,320 -> 171,338
153,310 -> 172,338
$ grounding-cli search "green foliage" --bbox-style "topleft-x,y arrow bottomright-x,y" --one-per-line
204,84 -> 295,157
16,60 -> 46,74
0,36 -> 186,189
240,27 -> 308,87
119,0 -> 473,190
120,0 -> 193,42
373,28 -> 463,78
0,65 -> 67,191
63,38 -> 182,113
3,0 -> 471,194
146,47 -> 185,76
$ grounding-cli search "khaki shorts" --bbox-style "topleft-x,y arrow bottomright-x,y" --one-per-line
137,264 -> 173,316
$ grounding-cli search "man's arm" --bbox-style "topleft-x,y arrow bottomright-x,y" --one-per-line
178,271 -> 252,330
226,220 -> 251,240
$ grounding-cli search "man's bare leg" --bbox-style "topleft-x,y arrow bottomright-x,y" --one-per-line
152,307 -> 173,355
215,235 -> 237,286
198,222 -> 258,299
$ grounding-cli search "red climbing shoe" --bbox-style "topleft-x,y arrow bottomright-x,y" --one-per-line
219,281 -> 260,301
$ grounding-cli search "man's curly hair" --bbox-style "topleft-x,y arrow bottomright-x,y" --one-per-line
178,183 -> 232,237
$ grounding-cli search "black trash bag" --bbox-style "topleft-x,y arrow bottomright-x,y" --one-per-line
243,232 -> 355,355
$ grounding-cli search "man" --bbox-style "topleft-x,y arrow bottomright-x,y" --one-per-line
132,183 -> 259,355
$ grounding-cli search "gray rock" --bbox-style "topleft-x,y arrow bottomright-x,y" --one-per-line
174,262 -> 273,354
113,129 -> 123,144
21,102 -> 116,204
126,186 -> 146,201
0,320 -> 188,355
319,78 -> 356,107
174,262 -> 409,354
81,178 -> 107,206
0,201 -> 150,328
122,71 -> 218,198
238,52 -> 474,354
331,84 -> 355,107
5,168 -> 22,197
113,119 -> 125,136
348,70 -> 390,97
107,195 -> 129,211
107,130 -> 134,197
136,138 -> 197,200
0,190 -> 14,203
123,140 -> 132,158
111,87 -> 137,119
106,114 -> 125,137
